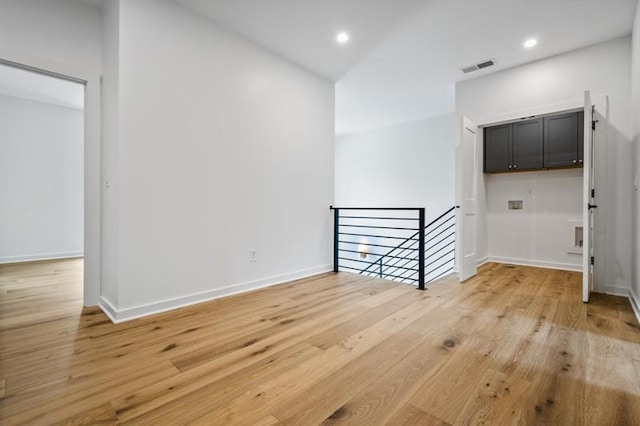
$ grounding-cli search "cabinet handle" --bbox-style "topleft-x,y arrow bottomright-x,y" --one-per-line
508,165 -> 512,169
579,159 -> 583,164
513,165 -> 517,169
573,159 -> 577,164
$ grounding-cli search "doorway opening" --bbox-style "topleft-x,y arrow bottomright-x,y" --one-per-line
0,62 -> 86,300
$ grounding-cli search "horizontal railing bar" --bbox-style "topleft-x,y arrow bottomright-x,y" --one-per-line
382,262 -> 420,275
425,253 -> 456,272
378,271 -> 419,281
341,265 -> 374,274
426,267 -> 454,283
330,206 -> 423,211
338,232 -> 418,241
336,249 -> 419,263
337,254 -> 418,266
339,224 -> 419,231
342,266 -> 418,282
333,206 -> 456,288
424,206 -> 456,228
338,240 -> 419,250
382,272 -> 419,281
377,253 -> 419,263
384,270 -> 418,283
425,224 -> 455,244
425,213 -> 455,231
425,258 -> 455,277
425,241 -> 454,258
356,258 -> 419,277
360,250 -> 416,276
382,256 -> 418,277
339,215 -> 418,221
357,228 -> 421,274
425,216 -> 454,237
378,262 -> 419,272
374,247 -> 417,267
425,249 -> 455,269
426,254 -> 454,270
425,232 -> 455,252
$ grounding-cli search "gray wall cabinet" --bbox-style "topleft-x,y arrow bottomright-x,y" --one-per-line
484,111 -> 583,173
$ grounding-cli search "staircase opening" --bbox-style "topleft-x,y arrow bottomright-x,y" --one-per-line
330,206 -> 456,288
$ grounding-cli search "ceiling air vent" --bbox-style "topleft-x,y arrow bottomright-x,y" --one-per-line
461,59 -> 496,74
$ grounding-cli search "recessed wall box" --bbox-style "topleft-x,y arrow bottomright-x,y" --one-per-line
508,200 -> 523,210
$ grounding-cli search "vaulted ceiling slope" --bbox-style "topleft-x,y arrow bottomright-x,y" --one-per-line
175,0 -> 421,81
85,0 -> 639,136
336,0 -> 638,135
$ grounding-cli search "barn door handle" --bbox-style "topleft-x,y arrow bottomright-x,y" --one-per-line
588,204 -> 598,209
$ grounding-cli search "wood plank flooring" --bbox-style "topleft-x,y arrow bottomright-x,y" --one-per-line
1,259 -> 639,425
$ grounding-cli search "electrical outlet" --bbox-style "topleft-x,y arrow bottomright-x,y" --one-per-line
249,249 -> 257,262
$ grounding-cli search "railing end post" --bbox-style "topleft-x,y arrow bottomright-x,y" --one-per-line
333,207 -> 339,273
418,208 -> 426,290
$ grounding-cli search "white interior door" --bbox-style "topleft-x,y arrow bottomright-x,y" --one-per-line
583,90 -> 595,302
459,116 -> 478,282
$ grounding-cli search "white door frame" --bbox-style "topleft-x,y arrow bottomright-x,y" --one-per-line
0,49 -> 102,307
470,94 -> 608,292
583,90 -> 594,302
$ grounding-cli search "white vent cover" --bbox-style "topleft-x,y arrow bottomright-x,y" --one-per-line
461,59 -> 496,74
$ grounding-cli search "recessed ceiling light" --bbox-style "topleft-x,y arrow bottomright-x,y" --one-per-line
523,38 -> 537,48
336,32 -> 350,44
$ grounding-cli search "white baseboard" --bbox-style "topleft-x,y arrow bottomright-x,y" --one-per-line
477,256 -> 489,267
98,264 -> 333,323
629,288 -> 640,326
451,257 -> 487,274
0,252 -> 84,264
603,286 -> 630,298
451,256 -> 490,275
487,256 -> 582,272
99,296 -> 118,323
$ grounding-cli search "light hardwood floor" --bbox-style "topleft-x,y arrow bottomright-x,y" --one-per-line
1,259 -> 639,425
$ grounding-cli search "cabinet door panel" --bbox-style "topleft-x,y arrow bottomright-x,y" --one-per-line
484,124 -> 512,173
513,118 -> 543,170
544,113 -> 578,168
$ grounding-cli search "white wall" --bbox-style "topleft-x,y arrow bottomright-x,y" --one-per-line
335,113 -> 456,221
0,94 -> 83,262
100,0 -> 334,320
0,0 -> 102,74
0,0 -> 103,305
631,3 -> 640,313
456,36 -> 633,294
101,0 -> 120,306
335,114 -> 456,283
486,169 -> 582,271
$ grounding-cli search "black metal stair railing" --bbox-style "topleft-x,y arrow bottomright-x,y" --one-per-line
331,207 -> 426,289
330,206 -> 456,288
423,207 -> 456,283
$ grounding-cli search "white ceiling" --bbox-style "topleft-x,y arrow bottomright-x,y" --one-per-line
0,64 -> 84,110
175,0 -> 422,81
79,0 -> 639,135
336,0 -> 638,135
175,0 -> 638,136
